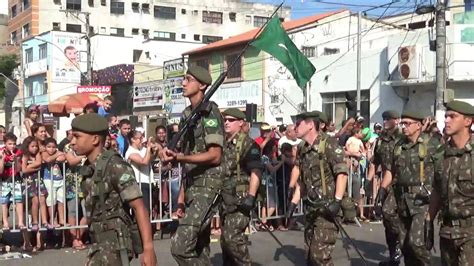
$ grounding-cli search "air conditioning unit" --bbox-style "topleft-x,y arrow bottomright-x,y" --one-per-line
398,45 -> 419,80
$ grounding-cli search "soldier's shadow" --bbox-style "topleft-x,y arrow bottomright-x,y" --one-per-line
273,245 -> 306,264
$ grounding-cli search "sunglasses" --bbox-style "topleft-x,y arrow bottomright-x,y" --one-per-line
224,118 -> 240,123
400,121 -> 419,126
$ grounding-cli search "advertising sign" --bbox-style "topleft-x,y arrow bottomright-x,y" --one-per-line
163,58 -> 185,79
163,77 -> 187,116
77,86 -> 112,94
133,82 -> 164,108
51,32 -> 87,83
211,80 -> 263,108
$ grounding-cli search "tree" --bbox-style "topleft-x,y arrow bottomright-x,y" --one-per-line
0,54 -> 19,101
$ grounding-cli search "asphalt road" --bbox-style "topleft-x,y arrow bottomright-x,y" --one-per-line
1,221 -> 441,266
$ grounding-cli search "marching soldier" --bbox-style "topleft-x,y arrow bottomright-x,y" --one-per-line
426,100 -> 474,265
383,111 -> 440,265
159,66 -> 225,265
288,111 -> 348,265
374,110 -> 404,266
70,113 -> 157,266
220,108 -> 262,265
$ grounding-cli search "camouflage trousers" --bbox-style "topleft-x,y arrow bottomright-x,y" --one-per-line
304,211 -> 338,266
220,209 -> 251,266
86,242 -> 130,266
439,225 -> 474,266
382,187 -> 402,258
398,211 -> 431,266
171,187 -> 218,266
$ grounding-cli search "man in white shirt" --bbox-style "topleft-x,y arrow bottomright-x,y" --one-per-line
278,124 -> 301,150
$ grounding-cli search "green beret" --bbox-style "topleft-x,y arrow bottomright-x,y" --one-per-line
445,100 -> 474,117
72,113 -> 108,133
296,111 -> 328,123
382,110 -> 400,120
187,65 -> 212,85
222,108 -> 246,120
401,110 -> 425,122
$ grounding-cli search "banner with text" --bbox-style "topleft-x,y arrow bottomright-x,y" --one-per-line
77,86 -> 111,94
164,58 -> 185,79
133,82 -> 164,109
51,32 -> 87,83
210,80 -> 263,108
163,77 -> 187,117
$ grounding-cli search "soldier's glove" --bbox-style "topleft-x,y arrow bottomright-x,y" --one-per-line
326,199 -> 342,217
286,202 -> 297,220
424,218 -> 434,251
375,187 -> 387,205
287,186 -> 295,203
240,195 -> 256,213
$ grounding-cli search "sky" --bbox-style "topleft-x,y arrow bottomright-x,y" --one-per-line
0,1 -> 7,16
246,0 -> 428,19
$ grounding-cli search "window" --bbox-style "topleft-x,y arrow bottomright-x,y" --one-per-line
229,12 -> 236,22
132,28 -> 139,35
302,46 -> 315,58
52,22 -> 61,31
53,0 -> 61,4
323,47 -> 340,55
22,23 -> 30,38
88,0 -> 94,7
42,81 -> 48,95
66,0 -> 81,10
110,1 -> 125,15
25,48 -> 33,63
101,0 -> 106,6
153,31 -> 176,41
196,58 -> 209,70
202,35 -> 222,44
25,83 -> 33,97
11,5 -> 17,18
225,54 -> 241,79
245,15 -> 251,24
100,27 -> 106,34
192,10 -> 198,16
181,9 -> 186,14
132,2 -> 139,12
181,33 -> 186,39
202,11 -> 223,24
23,0 -> 30,10
322,91 -> 370,128
193,34 -> 200,41
142,29 -> 149,38
254,16 -> 269,27
133,49 -> 142,63
110,27 -> 124,36
39,44 -> 47,59
142,3 -> 150,13
66,23 -> 82,33
154,6 -> 176,19
10,31 -> 17,44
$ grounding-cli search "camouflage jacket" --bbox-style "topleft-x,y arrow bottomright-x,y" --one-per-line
81,151 -> 142,219
180,101 -> 225,187
433,137 -> 474,221
222,132 -> 263,195
373,127 -> 403,170
296,134 -> 348,201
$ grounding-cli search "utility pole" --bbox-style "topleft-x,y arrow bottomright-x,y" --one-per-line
356,11 -> 362,116
435,0 -> 447,125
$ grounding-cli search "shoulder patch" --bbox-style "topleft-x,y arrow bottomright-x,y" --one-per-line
335,148 -> 343,154
250,148 -> 260,155
119,173 -> 133,184
204,118 -> 218,128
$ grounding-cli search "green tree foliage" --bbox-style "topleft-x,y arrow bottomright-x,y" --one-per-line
0,54 -> 19,100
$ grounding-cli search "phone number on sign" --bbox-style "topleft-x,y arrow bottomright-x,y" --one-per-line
227,99 -> 247,107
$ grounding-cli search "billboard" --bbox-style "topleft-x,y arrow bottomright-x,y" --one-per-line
163,77 -> 186,117
51,32 -> 87,83
163,58 -> 185,79
133,82 -> 164,109
210,80 -> 263,108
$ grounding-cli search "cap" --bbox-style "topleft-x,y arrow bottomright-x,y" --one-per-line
382,110 -> 400,120
445,100 -> 474,117
356,116 -> 365,122
401,110 -> 425,122
361,128 -> 372,142
186,65 -> 212,85
260,123 -> 271,131
374,122 -> 382,129
71,113 -> 108,133
296,111 -> 328,123
222,108 -> 246,120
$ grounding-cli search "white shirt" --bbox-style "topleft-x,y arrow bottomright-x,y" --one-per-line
278,135 -> 302,149
125,146 -> 152,184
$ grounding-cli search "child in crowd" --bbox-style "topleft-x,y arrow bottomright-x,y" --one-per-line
0,133 -> 24,230
345,128 -> 366,158
98,95 -> 114,117
41,137 -> 66,229
106,114 -> 119,138
21,136 -> 47,251
0,125 -> 5,148
21,105 -> 40,141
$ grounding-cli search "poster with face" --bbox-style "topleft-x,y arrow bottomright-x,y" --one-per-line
51,32 -> 87,83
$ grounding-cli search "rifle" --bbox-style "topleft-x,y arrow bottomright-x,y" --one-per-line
167,2 -> 284,151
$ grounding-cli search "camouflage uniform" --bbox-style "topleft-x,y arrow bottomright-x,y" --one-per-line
170,101 -> 225,265
374,128 -> 404,263
387,133 -> 439,265
81,151 -> 143,266
220,132 -> 262,266
297,134 -> 348,265
433,137 -> 474,266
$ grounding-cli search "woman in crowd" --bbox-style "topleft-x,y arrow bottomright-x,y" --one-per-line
21,105 -> 40,141
32,123 -> 48,152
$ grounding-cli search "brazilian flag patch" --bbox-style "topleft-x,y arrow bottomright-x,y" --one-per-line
204,118 -> 218,128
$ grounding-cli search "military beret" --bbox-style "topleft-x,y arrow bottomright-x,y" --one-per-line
296,111 -> 328,123
71,113 -> 108,133
222,108 -> 246,120
382,110 -> 400,120
401,110 -> 425,122
445,100 -> 474,117
186,65 -> 212,85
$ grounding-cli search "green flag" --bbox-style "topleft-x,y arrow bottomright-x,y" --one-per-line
251,16 -> 316,90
